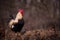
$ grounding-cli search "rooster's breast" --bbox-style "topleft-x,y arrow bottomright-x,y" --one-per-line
11,18 -> 24,32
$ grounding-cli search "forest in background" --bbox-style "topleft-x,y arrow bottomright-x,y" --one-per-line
0,0 -> 60,40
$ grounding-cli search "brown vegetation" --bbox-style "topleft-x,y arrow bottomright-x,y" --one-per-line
23,29 -> 60,40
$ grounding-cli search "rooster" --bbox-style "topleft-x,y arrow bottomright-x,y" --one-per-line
9,9 -> 24,33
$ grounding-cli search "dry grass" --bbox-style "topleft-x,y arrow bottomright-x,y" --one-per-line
22,28 -> 60,40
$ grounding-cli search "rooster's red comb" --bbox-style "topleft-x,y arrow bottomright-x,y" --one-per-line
18,9 -> 24,15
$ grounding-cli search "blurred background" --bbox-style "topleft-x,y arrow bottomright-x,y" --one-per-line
0,0 -> 60,40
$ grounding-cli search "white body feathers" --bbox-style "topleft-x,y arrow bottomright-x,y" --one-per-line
9,12 -> 23,28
